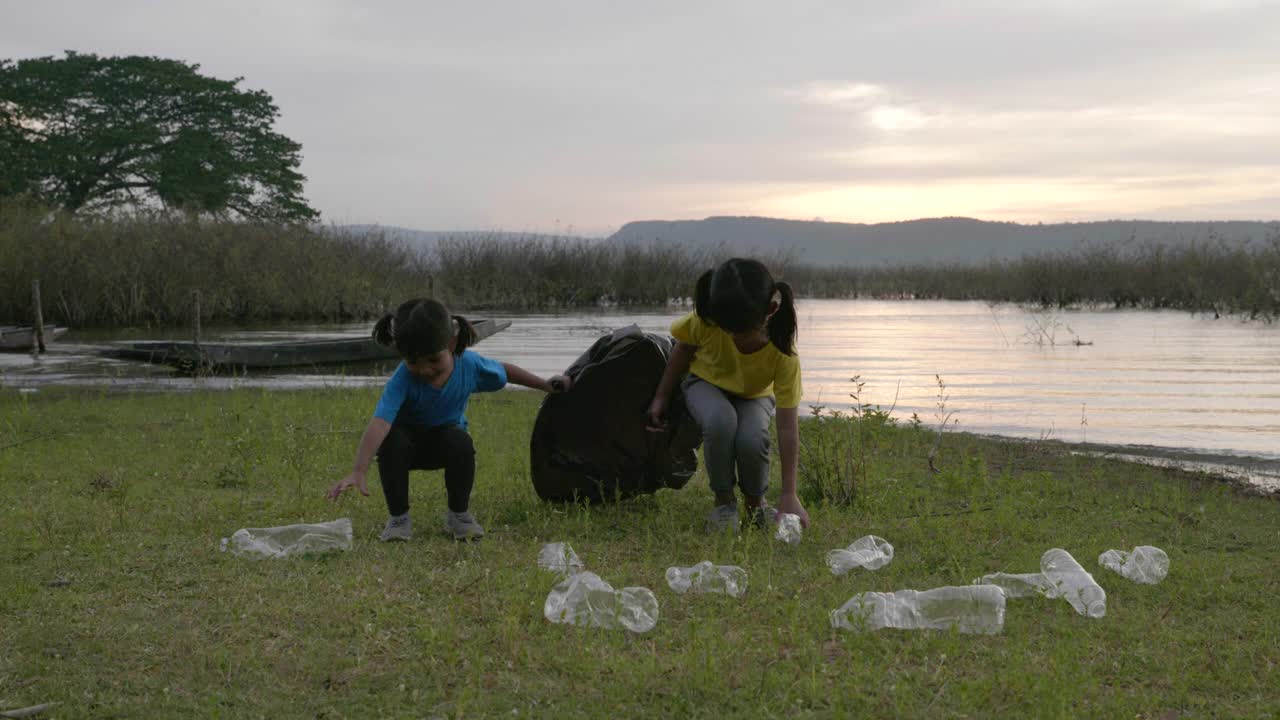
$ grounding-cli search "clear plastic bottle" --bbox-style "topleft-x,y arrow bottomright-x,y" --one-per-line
537,542 -> 585,577
1041,548 -> 1107,618
973,572 -> 1060,599
827,535 -> 894,574
1098,546 -> 1169,584
543,571 -> 659,633
665,561 -> 749,597
221,518 -> 352,558
775,513 -> 803,544
830,585 -> 1006,635
615,587 -> 661,633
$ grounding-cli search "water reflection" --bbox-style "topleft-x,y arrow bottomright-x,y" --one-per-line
3,300 -> 1278,482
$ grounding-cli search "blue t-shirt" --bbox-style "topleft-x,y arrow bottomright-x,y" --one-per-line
373,350 -> 508,430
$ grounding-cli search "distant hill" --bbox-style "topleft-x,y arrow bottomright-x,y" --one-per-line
607,216 -> 1278,265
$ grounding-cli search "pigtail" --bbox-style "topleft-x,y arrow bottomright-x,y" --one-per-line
452,314 -> 476,355
692,268 -> 715,321
372,313 -> 395,347
767,281 -> 798,355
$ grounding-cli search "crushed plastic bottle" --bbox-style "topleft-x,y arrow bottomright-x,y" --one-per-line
665,561 -> 748,597
775,513 -> 802,544
1041,548 -> 1106,618
543,571 -> 659,632
973,572 -> 1060,599
614,586 -> 660,633
221,518 -> 352,559
1098,546 -> 1169,585
830,585 -> 1006,635
537,542 -> 585,577
827,535 -> 894,574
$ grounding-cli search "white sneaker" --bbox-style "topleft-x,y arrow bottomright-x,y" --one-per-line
705,501 -> 741,533
446,511 -> 485,541
379,514 -> 413,542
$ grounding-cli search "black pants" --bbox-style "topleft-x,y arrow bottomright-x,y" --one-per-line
376,423 -> 476,516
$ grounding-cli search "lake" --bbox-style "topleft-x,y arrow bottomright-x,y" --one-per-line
4,299 -> 1277,491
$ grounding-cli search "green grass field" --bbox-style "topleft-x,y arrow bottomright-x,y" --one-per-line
1,387 -> 1276,718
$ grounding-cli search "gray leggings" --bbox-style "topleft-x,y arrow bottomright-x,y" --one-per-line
681,375 -> 775,497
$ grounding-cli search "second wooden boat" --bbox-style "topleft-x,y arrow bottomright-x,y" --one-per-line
0,325 -> 70,352
102,319 -> 511,370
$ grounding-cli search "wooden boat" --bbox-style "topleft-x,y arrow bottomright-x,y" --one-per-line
0,325 -> 70,351
102,318 -> 512,370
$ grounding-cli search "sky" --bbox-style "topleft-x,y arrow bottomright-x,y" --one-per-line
4,0 -> 1279,235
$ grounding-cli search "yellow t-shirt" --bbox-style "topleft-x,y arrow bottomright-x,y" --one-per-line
670,312 -> 803,408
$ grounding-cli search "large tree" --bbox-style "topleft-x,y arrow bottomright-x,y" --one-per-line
0,52 -> 318,222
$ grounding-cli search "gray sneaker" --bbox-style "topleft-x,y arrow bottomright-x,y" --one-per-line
379,514 -> 413,542
705,501 -> 741,533
445,510 -> 485,541
748,501 -> 778,530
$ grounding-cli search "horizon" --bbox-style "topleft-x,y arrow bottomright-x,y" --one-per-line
6,1 -> 1279,234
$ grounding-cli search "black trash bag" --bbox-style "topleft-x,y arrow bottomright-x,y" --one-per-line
531,324 -> 702,503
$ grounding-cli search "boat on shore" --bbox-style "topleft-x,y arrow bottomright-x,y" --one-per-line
0,325 -> 70,351
101,318 -> 512,370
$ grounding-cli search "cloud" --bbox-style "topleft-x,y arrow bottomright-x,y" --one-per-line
799,82 -> 886,106
3,0 -> 1279,230
865,105 -> 929,132
791,82 -> 931,133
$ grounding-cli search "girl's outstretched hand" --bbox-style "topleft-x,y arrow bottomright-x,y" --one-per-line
548,375 -> 572,393
326,471 -> 369,500
777,492 -> 809,528
645,396 -> 668,432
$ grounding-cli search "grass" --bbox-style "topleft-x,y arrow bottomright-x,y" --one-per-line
0,198 -> 428,327
787,234 -> 1280,320
1,387 -> 1277,718
5,197 -> 1279,326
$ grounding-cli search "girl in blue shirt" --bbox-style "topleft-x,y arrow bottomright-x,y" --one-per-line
326,298 -> 569,541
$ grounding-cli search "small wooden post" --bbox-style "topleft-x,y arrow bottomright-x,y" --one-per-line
428,274 -> 435,299
31,280 -> 46,354
192,289 -> 202,347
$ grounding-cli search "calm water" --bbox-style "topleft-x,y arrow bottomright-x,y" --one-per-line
4,300 -> 1277,489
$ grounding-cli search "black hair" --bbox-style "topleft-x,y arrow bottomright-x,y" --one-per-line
371,298 -> 476,362
693,258 -> 797,355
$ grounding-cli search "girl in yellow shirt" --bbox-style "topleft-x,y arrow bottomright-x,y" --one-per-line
647,258 -> 808,532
